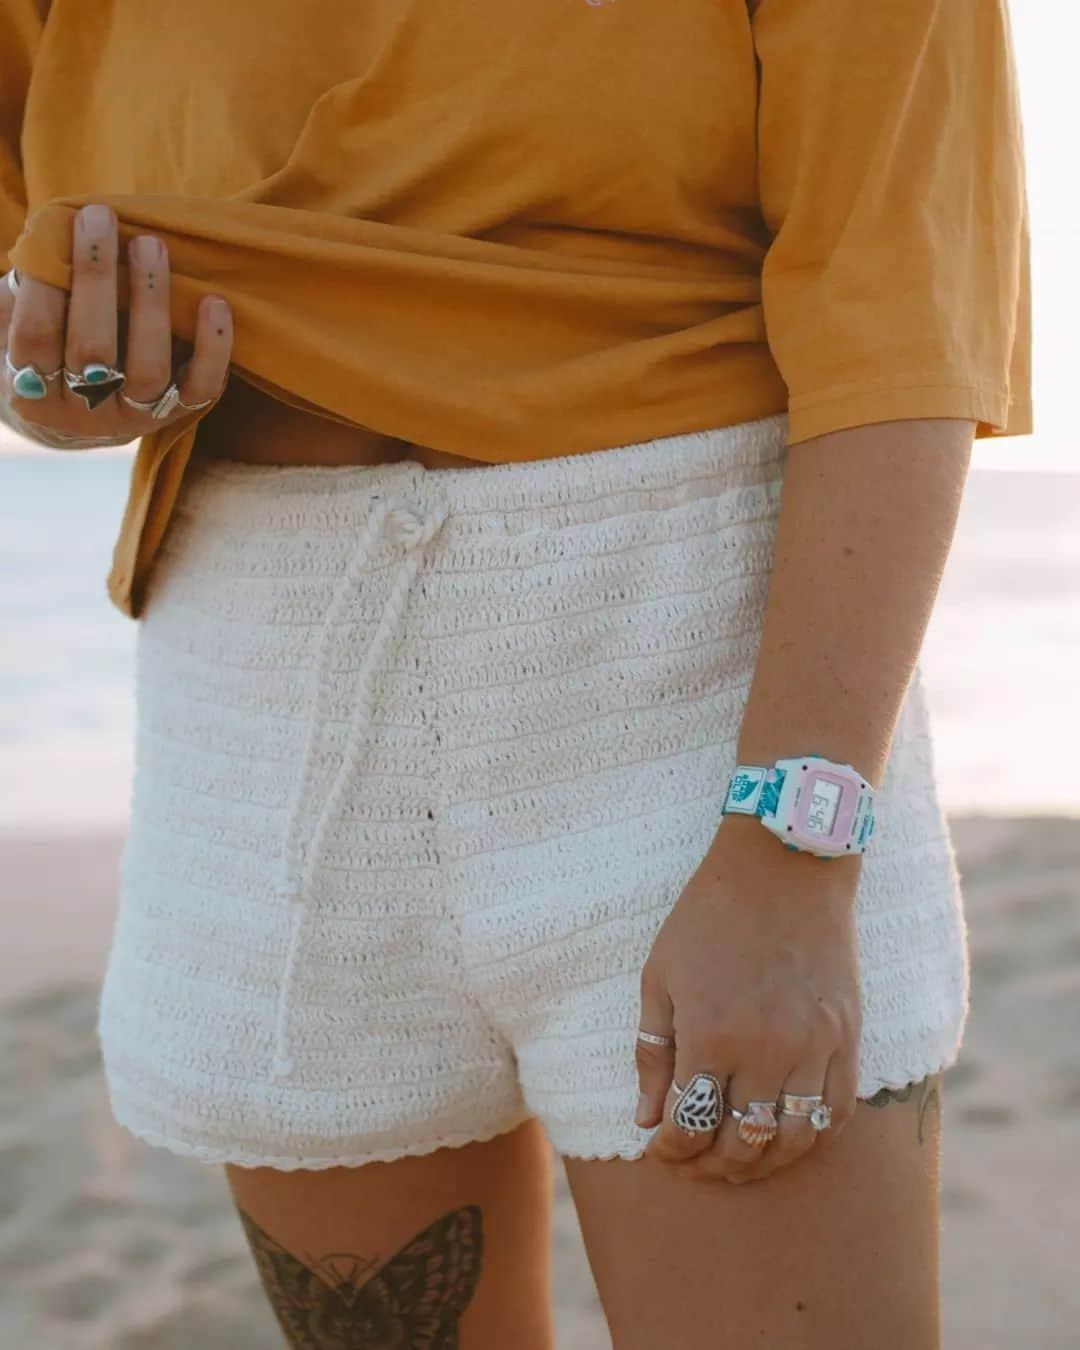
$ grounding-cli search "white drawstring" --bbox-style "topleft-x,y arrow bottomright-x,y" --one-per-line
270,496 -> 449,1080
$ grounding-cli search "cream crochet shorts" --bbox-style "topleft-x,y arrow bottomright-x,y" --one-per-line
98,410 -> 970,1169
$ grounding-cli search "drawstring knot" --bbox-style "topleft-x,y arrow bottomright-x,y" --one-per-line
386,503 -> 448,550
269,492 -> 448,1081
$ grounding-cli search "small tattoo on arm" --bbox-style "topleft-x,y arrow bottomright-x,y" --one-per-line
237,1203 -> 484,1349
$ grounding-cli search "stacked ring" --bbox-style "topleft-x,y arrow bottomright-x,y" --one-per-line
64,362 -> 126,411
670,1073 -> 724,1134
119,383 -> 216,419
726,1099 -> 780,1148
4,349 -> 62,401
778,1092 -> 833,1131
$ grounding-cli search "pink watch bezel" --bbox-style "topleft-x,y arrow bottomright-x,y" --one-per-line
788,763 -> 861,851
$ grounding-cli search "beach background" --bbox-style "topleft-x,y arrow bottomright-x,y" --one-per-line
2,3 -> 1078,1343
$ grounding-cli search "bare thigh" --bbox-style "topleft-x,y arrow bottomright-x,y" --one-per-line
226,1117 -> 554,1349
564,1075 -> 943,1350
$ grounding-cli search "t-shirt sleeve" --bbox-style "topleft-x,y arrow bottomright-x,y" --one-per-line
750,0 -> 1033,445
0,0 -> 43,274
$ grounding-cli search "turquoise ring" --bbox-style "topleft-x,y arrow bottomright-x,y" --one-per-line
63,361 -> 126,411
4,349 -> 62,401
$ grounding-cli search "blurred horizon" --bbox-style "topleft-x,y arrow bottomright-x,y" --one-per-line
2,449 -> 1078,832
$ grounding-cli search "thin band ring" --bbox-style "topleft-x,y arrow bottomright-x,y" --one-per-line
778,1092 -> 833,1131
636,1030 -> 674,1048
119,381 -> 184,420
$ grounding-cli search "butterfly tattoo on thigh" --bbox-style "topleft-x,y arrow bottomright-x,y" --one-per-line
238,1204 -> 484,1349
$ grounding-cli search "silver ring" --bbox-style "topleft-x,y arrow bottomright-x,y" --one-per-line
176,393 -> 215,413
63,361 -> 126,411
778,1092 -> 832,1131
5,268 -> 19,295
636,1030 -> 675,1048
5,348 -> 62,399
726,1099 -> 779,1148
119,381 -> 183,420
670,1072 -> 724,1134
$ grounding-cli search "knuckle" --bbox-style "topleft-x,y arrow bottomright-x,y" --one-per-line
812,1005 -> 844,1040
685,1156 -> 727,1185
75,245 -> 116,278
639,960 -> 663,998
124,354 -> 171,392
830,1098 -> 857,1129
648,1136 -> 688,1167
715,1156 -> 760,1185
719,1142 -> 759,1172
690,1017 -> 735,1060
11,311 -> 59,350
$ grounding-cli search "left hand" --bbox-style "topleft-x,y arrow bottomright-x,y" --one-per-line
634,814 -> 864,1184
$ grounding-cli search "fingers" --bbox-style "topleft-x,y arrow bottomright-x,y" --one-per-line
643,1046 -> 727,1167
646,1027 -> 852,1184
634,968 -> 676,1131
174,292 -> 232,410
4,206 -> 230,444
821,1036 -> 859,1136
714,1055 -> 831,1184
4,272 -> 67,406
119,234 -> 174,413
62,203 -> 120,411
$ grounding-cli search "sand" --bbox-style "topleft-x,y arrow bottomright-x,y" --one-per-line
1,817 -> 1077,1348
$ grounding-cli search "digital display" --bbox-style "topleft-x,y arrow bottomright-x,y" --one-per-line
806,779 -> 842,835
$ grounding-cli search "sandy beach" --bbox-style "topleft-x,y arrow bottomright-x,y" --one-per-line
1,816 -> 1077,1348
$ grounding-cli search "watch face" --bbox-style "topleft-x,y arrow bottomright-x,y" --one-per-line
805,777 -> 842,836
787,764 -> 860,854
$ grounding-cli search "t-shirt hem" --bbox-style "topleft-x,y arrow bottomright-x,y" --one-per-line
786,381 -> 1033,445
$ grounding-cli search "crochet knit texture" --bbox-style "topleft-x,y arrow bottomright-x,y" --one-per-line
97,412 -> 969,1168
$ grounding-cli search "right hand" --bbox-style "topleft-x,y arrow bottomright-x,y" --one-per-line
0,202 -> 232,448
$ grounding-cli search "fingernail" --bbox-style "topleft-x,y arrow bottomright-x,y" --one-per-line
207,296 -> 231,322
131,235 -> 162,265
80,204 -> 113,238
634,1093 -> 651,1127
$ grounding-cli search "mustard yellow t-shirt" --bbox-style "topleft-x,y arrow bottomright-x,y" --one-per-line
1,0 -> 1032,617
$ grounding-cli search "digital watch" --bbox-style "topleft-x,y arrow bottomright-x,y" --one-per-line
721,754 -> 876,859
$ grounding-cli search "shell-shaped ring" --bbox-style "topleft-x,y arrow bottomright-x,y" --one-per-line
726,1099 -> 780,1148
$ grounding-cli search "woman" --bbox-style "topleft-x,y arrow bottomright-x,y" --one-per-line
1,0 -> 1031,1344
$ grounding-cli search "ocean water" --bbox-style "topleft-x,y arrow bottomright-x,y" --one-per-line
1,446 -> 1078,829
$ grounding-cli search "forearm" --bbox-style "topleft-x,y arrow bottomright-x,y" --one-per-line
733,417 -> 974,788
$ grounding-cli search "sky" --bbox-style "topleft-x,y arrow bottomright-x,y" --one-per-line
973,0 -> 1077,472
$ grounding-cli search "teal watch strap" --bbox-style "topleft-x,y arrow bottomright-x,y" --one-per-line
722,764 -> 788,820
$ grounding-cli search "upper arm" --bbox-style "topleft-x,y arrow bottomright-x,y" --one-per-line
750,0 -> 1032,446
